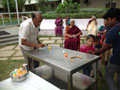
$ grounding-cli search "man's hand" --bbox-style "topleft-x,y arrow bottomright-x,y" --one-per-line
40,43 -> 45,47
95,49 -> 100,55
95,43 -> 112,55
21,39 -> 45,48
87,50 -> 94,54
35,43 -> 45,48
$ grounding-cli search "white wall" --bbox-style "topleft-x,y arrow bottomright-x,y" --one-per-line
40,19 -> 104,30
39,19 -> 104,36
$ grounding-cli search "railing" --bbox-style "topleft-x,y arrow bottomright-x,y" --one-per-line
0,11 -> 41,27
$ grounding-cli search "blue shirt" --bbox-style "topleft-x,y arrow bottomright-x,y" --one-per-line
105,22 -> 120,65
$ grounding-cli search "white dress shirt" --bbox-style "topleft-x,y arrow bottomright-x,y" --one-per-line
19,18 -> 39,51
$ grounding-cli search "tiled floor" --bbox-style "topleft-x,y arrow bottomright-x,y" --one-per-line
0,36 -> 86,61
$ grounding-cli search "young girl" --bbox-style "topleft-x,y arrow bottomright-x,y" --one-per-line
80,34 -> 95,76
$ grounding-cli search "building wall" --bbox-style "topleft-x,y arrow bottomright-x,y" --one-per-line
114,0 -> 120,8
80,0 -> 120,8
25,4 -> 37,11
25,1 -> 60,11
47,1 -> 60,8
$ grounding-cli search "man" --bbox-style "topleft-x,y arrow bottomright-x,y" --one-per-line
19,13 -> 45,71
95,8 -> 120,90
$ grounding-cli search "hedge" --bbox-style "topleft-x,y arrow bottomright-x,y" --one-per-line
42,11 -> 106,19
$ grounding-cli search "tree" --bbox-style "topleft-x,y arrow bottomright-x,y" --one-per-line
37,0 -> 48,12
17,0 -> 26,12
1,0 -> 26,12
56,0 -> 80,13
37,0 -> 54,12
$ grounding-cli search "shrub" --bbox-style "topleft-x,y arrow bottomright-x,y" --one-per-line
56,0 -> 80,14
79,8 -> 107,12
42,12 -> 105,19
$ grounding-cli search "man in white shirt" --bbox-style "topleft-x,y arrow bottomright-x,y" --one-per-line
19,13 -> 45,71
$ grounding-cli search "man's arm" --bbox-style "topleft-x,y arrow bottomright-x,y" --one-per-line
98,30 -> 106,34
37,37 -> 45,47
96,26 -> 116,55
95,43 -> 112,55
21,39 -> 44,48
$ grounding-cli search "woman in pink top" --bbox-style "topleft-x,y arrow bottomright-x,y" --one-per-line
80,34 -> 95,76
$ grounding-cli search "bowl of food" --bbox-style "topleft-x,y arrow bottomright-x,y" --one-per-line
10,64 -> 28,82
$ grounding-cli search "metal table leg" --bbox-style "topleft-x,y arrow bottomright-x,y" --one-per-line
67,74 -> 73,90
95,61 -> 98,90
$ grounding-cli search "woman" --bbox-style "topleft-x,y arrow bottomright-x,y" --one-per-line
86,16 -> 98,36
55,16 -> 63,36
98,20 -> 108,45
64,20 -> 82,51
65,16 -> 70,26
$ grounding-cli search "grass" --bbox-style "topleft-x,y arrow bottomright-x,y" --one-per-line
0,60 -> 25,81
0,59 -> 109,90
89,65 -> 109,90
0,17 -> 22,26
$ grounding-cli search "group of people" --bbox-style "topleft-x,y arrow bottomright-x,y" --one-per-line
19,8 -> 120,90
54,15 -> 71,36
96,8 -> 120,90
55,15 -> 99,51
58,8 -> 120,90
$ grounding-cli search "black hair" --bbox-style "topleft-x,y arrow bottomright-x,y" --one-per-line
95,36 -> 100,42
86,34 -> 95,41
32,13 -> 41,19
103,8 -> 120,21
32,13 -> 36,19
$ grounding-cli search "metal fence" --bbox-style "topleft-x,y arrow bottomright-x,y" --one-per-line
0,11 -> 41,27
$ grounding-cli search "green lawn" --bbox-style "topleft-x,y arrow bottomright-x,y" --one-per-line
89,65 -> 109,90
0,60 -> 25,81
0,17 -> 22,26
0,59 -> 110,90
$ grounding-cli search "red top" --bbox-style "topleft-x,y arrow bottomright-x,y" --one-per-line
80,45 -> 95,54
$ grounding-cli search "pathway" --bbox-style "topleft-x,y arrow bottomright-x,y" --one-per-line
0,36 -> 86,61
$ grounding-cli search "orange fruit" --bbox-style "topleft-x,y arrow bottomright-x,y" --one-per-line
64,53 -> 68,57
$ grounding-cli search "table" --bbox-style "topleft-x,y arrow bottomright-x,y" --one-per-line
0,71 -> 60,90
24,46 -> 100,90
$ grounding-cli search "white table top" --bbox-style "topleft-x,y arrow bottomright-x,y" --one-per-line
0,72 -> 60,90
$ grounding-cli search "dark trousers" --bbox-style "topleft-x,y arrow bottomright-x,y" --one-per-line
105,62 -> 120,90
83,65 -> 92,76
20,47 -> 39,71
27,57 -> 39,71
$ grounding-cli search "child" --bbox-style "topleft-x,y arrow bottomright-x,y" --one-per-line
80,34 -> 95,76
